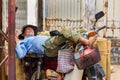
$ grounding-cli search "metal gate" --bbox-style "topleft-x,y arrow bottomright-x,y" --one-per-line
44,0 -> 97,31
44,0 -> 120,37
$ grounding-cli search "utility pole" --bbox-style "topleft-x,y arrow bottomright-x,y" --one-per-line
8,0 -> 16,80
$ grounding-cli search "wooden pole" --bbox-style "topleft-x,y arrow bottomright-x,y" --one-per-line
0,0 -> 7,80
38,0 -> 43,31
103,0 -> 108,38
8,0 -> 16,80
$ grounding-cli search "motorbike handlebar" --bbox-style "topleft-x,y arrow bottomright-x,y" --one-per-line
96,26 -> 106,32
85,26 -> 106,38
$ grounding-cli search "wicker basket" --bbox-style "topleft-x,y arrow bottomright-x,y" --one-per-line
73,45 -> 101,69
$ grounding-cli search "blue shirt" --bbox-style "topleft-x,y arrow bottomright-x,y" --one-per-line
15,35 -> 50,59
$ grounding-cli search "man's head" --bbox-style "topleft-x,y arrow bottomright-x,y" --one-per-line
18,25 -> 38,39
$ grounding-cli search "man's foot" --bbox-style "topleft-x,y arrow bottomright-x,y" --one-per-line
46,69 -> 63,80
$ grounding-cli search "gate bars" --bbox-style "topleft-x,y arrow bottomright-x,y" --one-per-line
45,0 -> 83,31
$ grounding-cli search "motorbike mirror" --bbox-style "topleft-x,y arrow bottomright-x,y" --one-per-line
93,11 -> 105,30
95,11 -> 104,22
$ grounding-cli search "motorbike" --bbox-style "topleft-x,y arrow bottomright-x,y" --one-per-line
22,11 -> 106,80
80,26 -> 106,80
74,11 -> 106,80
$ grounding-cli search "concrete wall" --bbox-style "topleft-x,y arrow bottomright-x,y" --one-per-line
27,0 -> 38,26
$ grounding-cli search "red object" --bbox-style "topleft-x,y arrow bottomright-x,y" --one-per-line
80,48 -> 94,57
42,58 -> 58,71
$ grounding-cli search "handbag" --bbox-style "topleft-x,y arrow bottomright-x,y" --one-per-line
56,49 -> 74,73
73,45 -> 101,69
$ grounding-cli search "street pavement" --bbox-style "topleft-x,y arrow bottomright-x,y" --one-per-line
111,65 -> 120,80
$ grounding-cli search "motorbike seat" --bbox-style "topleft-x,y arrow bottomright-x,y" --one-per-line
25,52 -> 44,58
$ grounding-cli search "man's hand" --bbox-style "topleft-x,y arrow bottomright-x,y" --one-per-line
88,35 -> 97,48
78,34 -> 97,48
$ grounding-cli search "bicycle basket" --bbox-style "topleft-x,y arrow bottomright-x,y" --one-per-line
73,45 -> 101,69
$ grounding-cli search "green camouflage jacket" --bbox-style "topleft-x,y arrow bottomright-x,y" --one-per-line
43,27 -> 87,57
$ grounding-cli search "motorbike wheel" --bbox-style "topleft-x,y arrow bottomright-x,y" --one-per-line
28,68 -> 46,80
83,64 -> 105,80
97,72 -> 106,80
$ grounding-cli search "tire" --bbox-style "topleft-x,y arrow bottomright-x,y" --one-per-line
96,64 -> 106,80
28,68 -> 46,80
83,64 -> 105,80
97,71 -> 106,80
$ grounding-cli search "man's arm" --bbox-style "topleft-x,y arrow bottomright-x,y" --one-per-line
15,42 -> 27,59
78,35 -> 97,48
61,27 -> 97,48
15,30 -> 28,59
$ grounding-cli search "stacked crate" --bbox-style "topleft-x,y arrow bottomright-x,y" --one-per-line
97,38 -> 111,80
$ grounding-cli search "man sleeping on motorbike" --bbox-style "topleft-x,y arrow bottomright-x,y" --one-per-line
15,25 -> 50,59
15,25 -> 97,80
